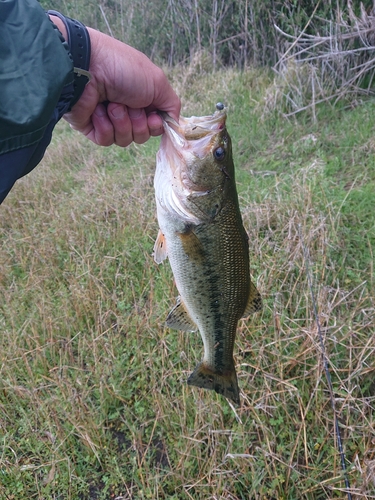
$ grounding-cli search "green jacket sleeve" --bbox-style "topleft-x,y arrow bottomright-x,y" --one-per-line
0,0 -> 74,155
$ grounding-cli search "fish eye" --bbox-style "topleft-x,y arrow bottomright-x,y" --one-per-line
213,146 -> 225,161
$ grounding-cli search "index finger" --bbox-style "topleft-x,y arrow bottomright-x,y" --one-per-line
149,72 -> 181,122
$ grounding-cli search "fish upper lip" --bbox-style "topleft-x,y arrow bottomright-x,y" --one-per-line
158,111 -> 179,129
159,108 -> 227,146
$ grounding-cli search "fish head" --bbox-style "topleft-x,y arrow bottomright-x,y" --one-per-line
156,104 -> 234,222
159,105 -> 233,191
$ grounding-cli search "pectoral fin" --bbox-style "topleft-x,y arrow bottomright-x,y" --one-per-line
178,227 -> 205,262
242,280 -> 262,317
153,230 -> 168,264
166,296 -> 197,332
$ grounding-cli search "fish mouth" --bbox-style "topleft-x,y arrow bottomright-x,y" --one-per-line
159,104 -> 227,153
155,105 -> 229,223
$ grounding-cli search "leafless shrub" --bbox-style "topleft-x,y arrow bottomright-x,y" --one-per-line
266,1 -> 375,118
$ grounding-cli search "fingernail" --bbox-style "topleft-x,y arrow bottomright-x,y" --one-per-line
128,108 -> 143,119
95,104 -> 106,117
111,105 -> 126,119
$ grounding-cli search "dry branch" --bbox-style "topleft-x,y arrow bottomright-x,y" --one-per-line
270,1 -> 375,117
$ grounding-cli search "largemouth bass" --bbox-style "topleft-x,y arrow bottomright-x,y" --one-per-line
153,104 -> 261,405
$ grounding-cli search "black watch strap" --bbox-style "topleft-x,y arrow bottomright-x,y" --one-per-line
48,10 -> 91,109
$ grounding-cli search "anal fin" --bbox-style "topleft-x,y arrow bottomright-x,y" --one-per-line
166,296 -> 197,332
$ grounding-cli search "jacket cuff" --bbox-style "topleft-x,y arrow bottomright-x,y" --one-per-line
47,10 -> 91,110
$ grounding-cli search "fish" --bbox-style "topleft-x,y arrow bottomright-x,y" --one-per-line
153,103 -> 262,405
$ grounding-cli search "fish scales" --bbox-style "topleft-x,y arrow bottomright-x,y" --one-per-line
153,105 -> 261,405
169,200 -> 248,367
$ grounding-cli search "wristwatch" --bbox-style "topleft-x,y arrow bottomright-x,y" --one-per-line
47,10 -> 91,109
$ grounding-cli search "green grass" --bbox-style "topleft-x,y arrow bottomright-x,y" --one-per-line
1,67 -> 374,499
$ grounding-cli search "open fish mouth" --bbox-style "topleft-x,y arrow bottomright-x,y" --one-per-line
158,103 -> 227,154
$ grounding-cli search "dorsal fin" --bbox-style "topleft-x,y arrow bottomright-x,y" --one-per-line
242,280 -> 262,317
153,230 -> 168,264
166,296 -> 197,332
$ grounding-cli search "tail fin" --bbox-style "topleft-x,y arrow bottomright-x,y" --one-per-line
187,361 -> 240,405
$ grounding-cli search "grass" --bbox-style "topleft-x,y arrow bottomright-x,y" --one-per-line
1,66 -> 375,499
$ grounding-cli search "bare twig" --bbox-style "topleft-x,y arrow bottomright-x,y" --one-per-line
269,1 -> 375,116
99,4 -> 114,38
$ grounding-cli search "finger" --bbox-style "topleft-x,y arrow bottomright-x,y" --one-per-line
147,112 -> 164,137
128,107 -> 150,144
91,103 -> 115,146
107,103 -> 133,147
151,68 -> 181,122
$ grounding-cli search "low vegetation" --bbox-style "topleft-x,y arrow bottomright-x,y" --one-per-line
41,0 -> 375,73
1,64 -> 374,499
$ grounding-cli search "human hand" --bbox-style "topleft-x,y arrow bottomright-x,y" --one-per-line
54,22 -> 180,147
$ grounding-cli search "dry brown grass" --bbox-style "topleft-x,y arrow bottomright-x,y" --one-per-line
1,69 -> 375,499
263,2 -> 375,119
